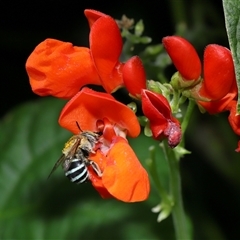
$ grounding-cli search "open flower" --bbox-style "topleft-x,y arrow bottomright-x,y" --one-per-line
141,89 -> 182,148
59,87 -> 150,202
26,9 -> 125,99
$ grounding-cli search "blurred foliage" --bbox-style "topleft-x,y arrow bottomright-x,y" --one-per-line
0,98 -> 174,239
1,0 -> 240,239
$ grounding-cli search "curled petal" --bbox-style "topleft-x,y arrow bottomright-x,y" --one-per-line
84,9 -> 108,28
90,15 -> 124,93
227,100 -> 240,135
141,89 -> 181,146
200,44 -> 235,100
122,56 -> 147,98
162,36 -> 201,80
103,137 -> 150,202
198,81 -> 237,114
141,89 -> 171,138
26,39 -> 101,99
59,87 -> 140,137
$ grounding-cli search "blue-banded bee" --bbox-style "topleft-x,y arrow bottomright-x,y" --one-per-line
48,123 -> 102,184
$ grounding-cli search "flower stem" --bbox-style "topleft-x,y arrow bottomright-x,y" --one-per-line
181,99 -> 195,135
148,146 -> 172,205
168,0 -> 187,27
163,141 -> 190,240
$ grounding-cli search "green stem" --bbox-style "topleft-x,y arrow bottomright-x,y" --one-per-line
148,146 -> 172,205
171,89 -> 181,113
181,99 -> 195,135
163,141 -> 190,240
168,0 -> 187,27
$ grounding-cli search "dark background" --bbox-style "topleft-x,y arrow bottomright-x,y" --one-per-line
1,0 -> 239,239
1,0 -> 172,117
0,0 -> 225,118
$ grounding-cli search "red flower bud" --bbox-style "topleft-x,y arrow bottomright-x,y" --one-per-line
162,36 -> 201,81
200,44 -> 235,100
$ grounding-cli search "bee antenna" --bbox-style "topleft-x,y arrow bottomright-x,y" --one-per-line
76,121 -> 82,132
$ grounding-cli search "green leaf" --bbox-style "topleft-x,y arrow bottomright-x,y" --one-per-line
222,0 -> 240,113
0,98 -> 174,239
134,19 -> 144,36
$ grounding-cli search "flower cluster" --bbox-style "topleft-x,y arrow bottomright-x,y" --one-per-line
162,36 -> 239,149
26,9 -> 152,202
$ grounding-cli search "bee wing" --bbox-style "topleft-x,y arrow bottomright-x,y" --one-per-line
47,154 -> 66,179
48,138 -> 80,179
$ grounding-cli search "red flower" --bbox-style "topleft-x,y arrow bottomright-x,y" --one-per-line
59,87 -> 150,202
141,89 -> 182,148
26,9 -> 124,98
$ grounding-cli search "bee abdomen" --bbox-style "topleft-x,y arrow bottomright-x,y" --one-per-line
65,159 -> 88,184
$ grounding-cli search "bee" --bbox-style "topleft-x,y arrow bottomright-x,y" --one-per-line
48,122 -> 102,184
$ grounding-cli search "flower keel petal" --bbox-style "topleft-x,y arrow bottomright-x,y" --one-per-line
102,137 -> 150,202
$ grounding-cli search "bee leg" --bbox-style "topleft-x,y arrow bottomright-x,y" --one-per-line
89,160 -> 103,177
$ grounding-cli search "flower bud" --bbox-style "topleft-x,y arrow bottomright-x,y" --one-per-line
162,36 -> 201,81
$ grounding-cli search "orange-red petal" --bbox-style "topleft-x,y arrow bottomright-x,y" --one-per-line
102,137 -> 150,202
88,150 -> 113,199
89,137 -> 150,202
26,39 -> 101,99
90,15 -> 124,93
84,9 -> 108,28
122,56 -> 147,98
59,87 -> 140,137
